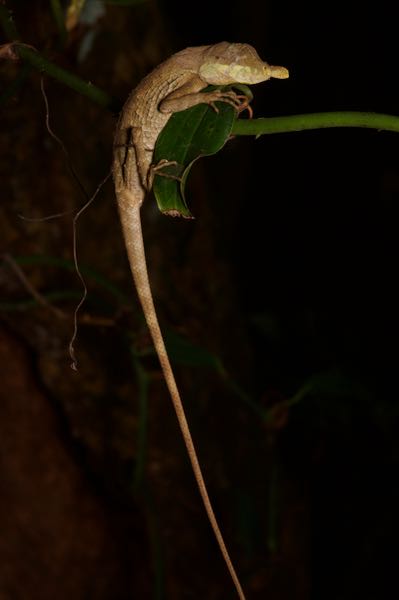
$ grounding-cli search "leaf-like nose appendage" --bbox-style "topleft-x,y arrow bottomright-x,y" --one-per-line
269,65 -> 289,79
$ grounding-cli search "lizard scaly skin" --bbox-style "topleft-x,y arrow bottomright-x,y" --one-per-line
113,42 -> 288,600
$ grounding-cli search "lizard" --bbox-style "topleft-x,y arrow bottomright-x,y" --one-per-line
112,42 -> 289,600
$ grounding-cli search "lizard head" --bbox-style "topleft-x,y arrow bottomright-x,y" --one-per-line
198,42 -> 289,85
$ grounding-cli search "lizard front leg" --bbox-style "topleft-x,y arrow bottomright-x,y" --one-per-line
159,75 -> 248,113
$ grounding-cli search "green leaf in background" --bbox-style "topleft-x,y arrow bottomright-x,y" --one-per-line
153,87 -> 248,218
163,329 -> 224,371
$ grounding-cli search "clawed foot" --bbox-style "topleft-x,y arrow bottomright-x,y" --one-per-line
147,159 -> 180,189
204,90 -> 253,117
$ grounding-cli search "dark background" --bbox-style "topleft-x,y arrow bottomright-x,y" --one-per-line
1,1 -> 398,598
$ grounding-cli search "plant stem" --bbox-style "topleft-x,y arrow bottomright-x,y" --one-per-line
0,4 -> 117,111
2,6 -> 399,133
18,44 -> 116,108
15,42 -> 117,111
131,353 -> 150,492
232,112 -> 399,136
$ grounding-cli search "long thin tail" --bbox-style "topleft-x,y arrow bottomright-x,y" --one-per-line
117,193 -> 246,600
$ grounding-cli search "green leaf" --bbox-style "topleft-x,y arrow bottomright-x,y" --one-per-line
153,91 -> 238,218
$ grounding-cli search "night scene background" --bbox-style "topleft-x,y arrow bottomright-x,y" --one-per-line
0,1 -> 398,598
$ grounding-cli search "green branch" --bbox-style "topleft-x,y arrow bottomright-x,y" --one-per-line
0,4 -> 117,111
232,111 -> 399,136
17,43 -> 116,109
2,5 -> 399,134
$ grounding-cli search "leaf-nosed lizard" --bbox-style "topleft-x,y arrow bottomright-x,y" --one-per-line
113,41 -> 289,600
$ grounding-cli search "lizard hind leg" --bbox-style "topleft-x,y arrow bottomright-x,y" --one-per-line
147,159 -> 181,190
130,126 -> 153,190
131,127 -> 181,190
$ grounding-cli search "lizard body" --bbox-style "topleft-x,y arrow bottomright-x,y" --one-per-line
113,42 -> 288,600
